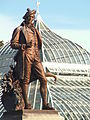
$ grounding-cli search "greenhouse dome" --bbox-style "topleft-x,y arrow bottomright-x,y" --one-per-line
0,13 -> 90,120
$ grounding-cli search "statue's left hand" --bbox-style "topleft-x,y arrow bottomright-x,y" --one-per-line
53,76 -> 57,83
45,72 -> 57,83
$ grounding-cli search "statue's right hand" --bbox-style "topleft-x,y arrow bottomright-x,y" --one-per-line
21,44 -> 26,51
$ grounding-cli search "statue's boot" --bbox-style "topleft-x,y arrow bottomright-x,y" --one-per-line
21,84 -> 32,109
42,103 -> 55,110
40,81 -> 55,110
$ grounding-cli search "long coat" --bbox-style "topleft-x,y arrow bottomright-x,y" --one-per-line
10,24 -> 42,81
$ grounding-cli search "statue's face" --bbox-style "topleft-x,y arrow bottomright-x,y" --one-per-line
26,15 -> 35,24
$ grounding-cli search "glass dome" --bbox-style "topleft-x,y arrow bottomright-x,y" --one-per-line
0,14 -> 90,120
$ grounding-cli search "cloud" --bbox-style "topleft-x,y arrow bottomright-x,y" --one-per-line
53,29 -> 90,52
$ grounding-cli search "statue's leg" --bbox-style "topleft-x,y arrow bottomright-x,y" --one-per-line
20,56 -> 32,109
34,62 -> 47,106
34,61 -> 55,110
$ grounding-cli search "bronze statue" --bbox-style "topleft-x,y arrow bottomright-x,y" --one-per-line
10,8 -> 54,110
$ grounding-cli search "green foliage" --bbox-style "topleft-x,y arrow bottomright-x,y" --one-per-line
0,40 -> 4,47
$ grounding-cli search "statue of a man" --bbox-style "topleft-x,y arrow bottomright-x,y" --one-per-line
10,8 -> 54,110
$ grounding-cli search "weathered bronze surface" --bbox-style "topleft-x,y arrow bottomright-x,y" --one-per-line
1,66 -> 25,110
4,8 -> 55,110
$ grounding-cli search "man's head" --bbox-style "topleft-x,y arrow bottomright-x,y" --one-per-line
23,8 -> 36,24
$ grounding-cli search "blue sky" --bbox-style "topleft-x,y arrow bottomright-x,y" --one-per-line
0,0 -> 90,51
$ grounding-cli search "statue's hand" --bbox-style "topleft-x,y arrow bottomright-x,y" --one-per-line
54,76 -> 57,83
26,41 -> 32,48
45,72 -> 57,83
21,44 -> 26,50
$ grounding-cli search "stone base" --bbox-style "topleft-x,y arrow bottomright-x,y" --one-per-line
1,110 -> 22,120
1,110 -> 64,120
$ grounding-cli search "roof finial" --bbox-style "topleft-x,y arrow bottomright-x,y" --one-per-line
36,0 -> 40,14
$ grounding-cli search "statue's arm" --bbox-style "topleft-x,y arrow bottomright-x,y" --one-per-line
10,27 -> 21,49
35,29 -> 42,49
45,72 -> 57,83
